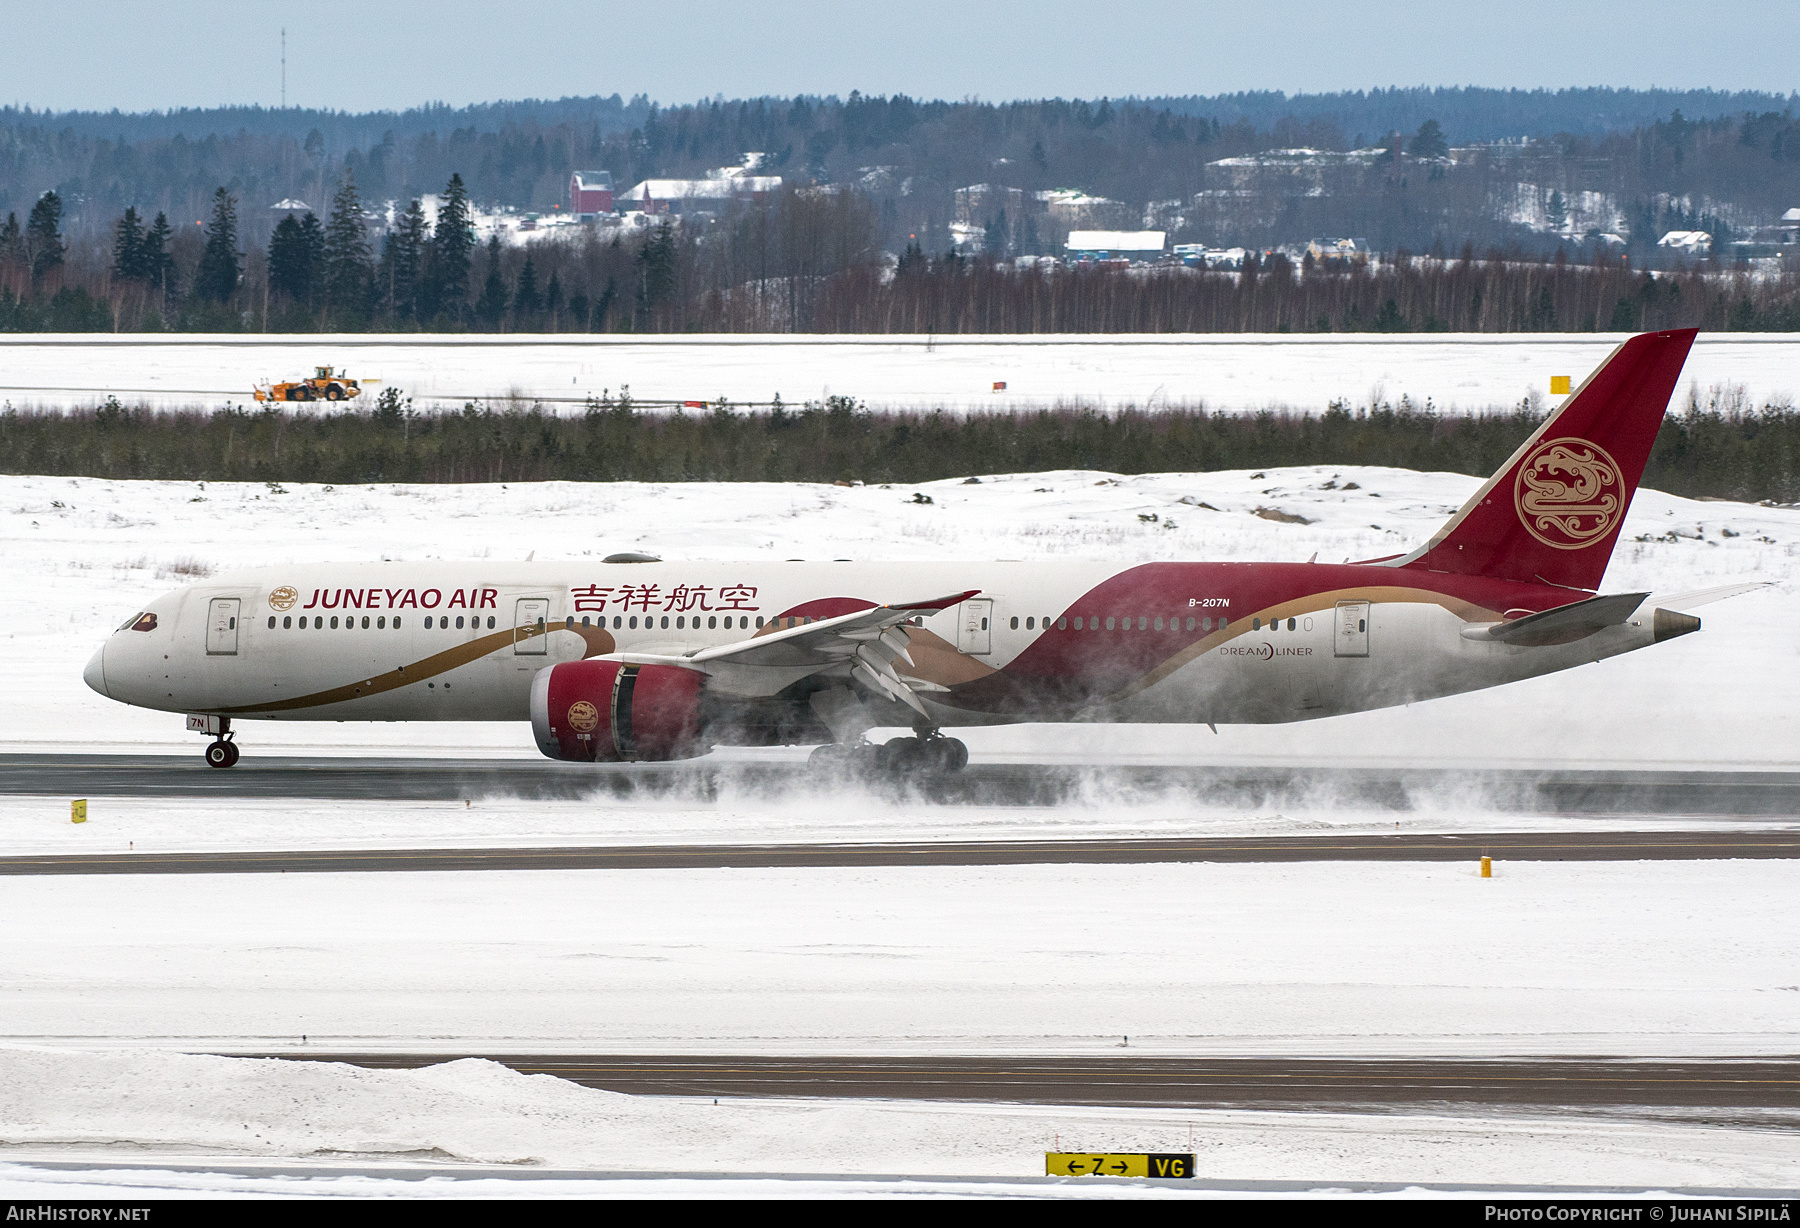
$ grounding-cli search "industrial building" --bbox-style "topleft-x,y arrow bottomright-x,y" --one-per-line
1065,230 -> 1166,262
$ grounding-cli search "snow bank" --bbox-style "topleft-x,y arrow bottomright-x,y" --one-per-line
1,1047 -> 1795,1190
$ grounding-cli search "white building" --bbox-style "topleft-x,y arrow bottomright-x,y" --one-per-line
1658,230 -> 1712,257
622,171 -> 783,216
1066,230 -> 1166,261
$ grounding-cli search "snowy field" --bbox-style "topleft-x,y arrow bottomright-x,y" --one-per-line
6,860 -> 1797,1057
2,1050 -> 1796,1194
6,465 -> 1795,769
5,464 -> 1799,1197
2,859 -> 1799,1194
0,332 -> 1795,413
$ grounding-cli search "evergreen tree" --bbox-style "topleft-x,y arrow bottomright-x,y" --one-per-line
299,213 -> 325,288
1411,119 -> 1449,159
544,268 -> 563,329
474,235 -> 507,330
0,213 -> 24,268
143,212 -> 177,296
26,191 -> 64,280
636,220 -> 679,327
1547,189 -> 1569,231
431,173 -> 476,318
192,187 -> 240,303
383,198 -> 429,322
512,253 -> 542,323
112,207 -> 149,281
267,212 -> 318,304
983,209 -> 1008,256
322,171 -> 372,316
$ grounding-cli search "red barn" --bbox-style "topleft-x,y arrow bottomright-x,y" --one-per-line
570,171 -> 614,218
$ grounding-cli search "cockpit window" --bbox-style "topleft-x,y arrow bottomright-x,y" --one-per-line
129,612 -> 158,632
116,612 -> 143,632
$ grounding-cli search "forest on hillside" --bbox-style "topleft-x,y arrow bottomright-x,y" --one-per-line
3,87 -> 1799,334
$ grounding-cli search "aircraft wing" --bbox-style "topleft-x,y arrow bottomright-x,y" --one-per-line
604,590 -> 979,710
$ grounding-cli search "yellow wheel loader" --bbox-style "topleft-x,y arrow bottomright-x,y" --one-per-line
253,367 -> 377,403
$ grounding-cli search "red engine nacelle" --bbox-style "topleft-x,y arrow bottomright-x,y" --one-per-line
530,660 -> 709,762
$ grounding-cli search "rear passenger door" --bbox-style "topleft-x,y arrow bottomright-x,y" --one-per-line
1334,601 -> 1370,658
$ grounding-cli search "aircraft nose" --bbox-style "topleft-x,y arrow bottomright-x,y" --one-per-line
84,643 -> 109,698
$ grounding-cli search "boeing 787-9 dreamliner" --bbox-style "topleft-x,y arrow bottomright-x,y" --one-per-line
85,329 -> 1758,774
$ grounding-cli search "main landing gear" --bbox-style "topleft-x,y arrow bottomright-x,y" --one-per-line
808,731 -> 969,778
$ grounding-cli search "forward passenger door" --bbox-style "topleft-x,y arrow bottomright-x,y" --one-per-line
514,597 -> 551,655
205,598 -> 241,656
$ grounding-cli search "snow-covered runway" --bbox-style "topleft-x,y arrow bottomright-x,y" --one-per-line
2,332 -> 1795,412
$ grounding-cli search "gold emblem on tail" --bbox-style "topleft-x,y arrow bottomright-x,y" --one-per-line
1514,437 -> 1624,549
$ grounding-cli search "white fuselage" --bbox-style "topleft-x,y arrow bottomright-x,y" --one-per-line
87,559 -> 1671,737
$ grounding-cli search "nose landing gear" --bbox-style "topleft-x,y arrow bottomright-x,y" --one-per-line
187,714 -> 240,769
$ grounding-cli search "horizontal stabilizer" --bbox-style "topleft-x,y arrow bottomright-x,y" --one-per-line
1645,581 -> 1770,611
1461,591 -> 1649,647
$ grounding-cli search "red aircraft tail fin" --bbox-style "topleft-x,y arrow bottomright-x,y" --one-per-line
1396,328 -> 1697,592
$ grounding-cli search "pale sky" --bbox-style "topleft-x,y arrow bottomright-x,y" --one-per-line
5,0 -> 1793,114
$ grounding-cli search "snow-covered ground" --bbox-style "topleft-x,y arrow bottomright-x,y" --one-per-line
6,463 -> 1797,1196
5,860 -> 1796,1056
0,333 -> 1793,412
7,466 -> 1795,768
2,1050 -> 1795,1194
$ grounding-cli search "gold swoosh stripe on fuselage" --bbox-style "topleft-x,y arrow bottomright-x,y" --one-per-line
1105,586 -> 1502,704
217,623 -> 615,715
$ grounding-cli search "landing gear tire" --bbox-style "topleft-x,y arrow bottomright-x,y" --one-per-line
921,736 -> 969,773
808,742 -> 856,772
879,736 -> 925,774
205,740 -> 239,769
810,735 -> 967,780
